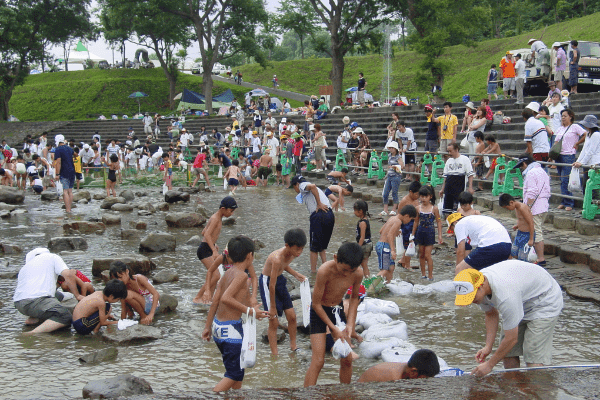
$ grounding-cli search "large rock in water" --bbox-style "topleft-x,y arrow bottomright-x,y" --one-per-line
102,214 -> 121,226
186,235 -> 202,246
40,190 -> 59,201
48,237 -> 88,252
1,243 -> 22,254
0,202 -> 17,211
152,269 -> 179,284
158,293 -> 178,313
111,203 -> 134,212
79,348 -> 118,364
101,196 -> 126,209
0,187 -> 25,204
195,204 -> 210,219
118,189 -> 135,202
72,191 -> 91,202
63,221 -> 106,235
82,374 -> 153,398
101,325 -> 163,344
165,212 -> 206,228
92,255 -> 156,277
164,191 -> 190,203
93,193 -> 107,200
139,232 -> 176,252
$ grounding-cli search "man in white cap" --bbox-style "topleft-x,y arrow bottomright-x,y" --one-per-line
14,248 -> 84,334
528,38 -> 550,76
552,42 -> 567,90
143,112 -> 153,135
453,263 -> 563,377
253,110 -> 263,135
53,134 -> 75,213
80,144 -> 94,176
522,102 -> 550,163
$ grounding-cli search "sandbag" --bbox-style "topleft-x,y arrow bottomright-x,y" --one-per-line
356,312 -> 392,330
358,337 -> 405,359
412,284 -> 434,294
428,280 -> 456,293
362,320 -> 408,341
363,298 -> 400,316
380,342 -> 418,363
386,280 -> 414,296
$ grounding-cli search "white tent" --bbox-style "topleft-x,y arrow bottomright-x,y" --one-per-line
67,51 -> 106,64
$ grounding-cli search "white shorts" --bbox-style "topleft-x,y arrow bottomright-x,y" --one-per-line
503,77 -> 516,91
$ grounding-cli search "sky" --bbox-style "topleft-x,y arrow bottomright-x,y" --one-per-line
50,0 -> 282,70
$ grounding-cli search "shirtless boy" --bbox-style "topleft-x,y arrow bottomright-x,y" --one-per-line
374,205 -> 418,284
71,279 -> 127,335
0,168 -> 14,186
260,228 -> 307,355
304,242 -> 364,387
327,168 -> 350,185
257,149 -> 272,187
224,159 -> 241,195
202,236 -> 268,392
193,196 -> 238,304
324,184 -> 353,211
358,349 -> 440,382
499,193 -> 535,261
397,181 -> 421,270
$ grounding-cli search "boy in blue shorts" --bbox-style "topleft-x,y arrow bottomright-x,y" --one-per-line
202,236 -> 268,392
374,205 -> 417,283
499,193 -> 535,261
260,228 -> 307,355
397,181 -> 421,269
72,279 -> 127,334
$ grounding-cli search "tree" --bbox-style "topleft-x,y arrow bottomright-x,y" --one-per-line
275,1 -> 318,60
153,0 -> 268,113
0,0 -> 93,120
308,0 -> 388,107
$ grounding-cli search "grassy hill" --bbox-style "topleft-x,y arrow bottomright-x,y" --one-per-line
239,11 -> 600,103
7,11 -> 600,121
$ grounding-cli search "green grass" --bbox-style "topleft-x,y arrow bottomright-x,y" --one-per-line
239,11 -> 600,103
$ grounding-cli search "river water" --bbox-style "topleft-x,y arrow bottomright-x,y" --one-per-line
0,186 -> 599,399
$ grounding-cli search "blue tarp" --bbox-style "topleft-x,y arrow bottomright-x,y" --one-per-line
180,88 -> 234,104
213,89 -> 235,103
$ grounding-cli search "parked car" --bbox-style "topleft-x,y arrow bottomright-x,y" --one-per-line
98,61 -> 110,70
191,63 -> 202,74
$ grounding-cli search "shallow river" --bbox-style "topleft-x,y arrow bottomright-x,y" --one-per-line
0,186 -> 599,399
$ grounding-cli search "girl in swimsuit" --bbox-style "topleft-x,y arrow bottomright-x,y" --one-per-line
106,154 -> 120,197
109,261 -> 160,325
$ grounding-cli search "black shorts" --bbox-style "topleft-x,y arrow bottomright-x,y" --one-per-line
75,172 -> 83,181
309,209 -> 335,253
310,303 -> 346,335
197,242 -> 214,260
258,274 -> 293,317
405,152 -> 416,164
258,166 -> 271,179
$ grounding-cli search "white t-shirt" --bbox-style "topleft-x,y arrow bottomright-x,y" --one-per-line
126,152 -> 139,166
531,41 -> 547,54
252,137 -> 262,153
454,215 -> 511,248
143,115 -> 153,126
13,252 -> 68,302
515,59 -> 526,79
267,138 -> 279,157
80,149 -> 94,165
265,117 -> 277,128
298,181 -> 331,214
26,165 -> 38,176
524,117 -> 550,153
443,155 -> 475,178
106,144 -> 120,157
337,130 -> 350,152
180,133 -> 192,147
479,260 -> 563,331
397,128 -> 416,151
548,103 -> 564,134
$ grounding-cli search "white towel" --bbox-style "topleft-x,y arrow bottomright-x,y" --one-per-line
117,319 -> 139,330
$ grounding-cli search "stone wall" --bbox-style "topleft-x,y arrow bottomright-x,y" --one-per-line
0,121 -> 71,147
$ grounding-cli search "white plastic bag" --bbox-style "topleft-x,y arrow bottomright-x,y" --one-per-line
460,135 -> 468,149
395,235 -> 405,261
568,167 -> 582,193
240,307 -> 257,369
484,156 -> 491,168
300,279 -> 311,327
162,183 -> 168,195
56,180 -> 63,194
217,166 -> 223,178
437,196 -> 444,212
524,244 -> 538,263
405,241 -> 416,257
223,179 -> 228,190
332,338 -> 352,360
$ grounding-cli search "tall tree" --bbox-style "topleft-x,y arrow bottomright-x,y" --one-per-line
308,0 -> 387,107
152,0 -> 268,113
275,1 -> 318,60
0,0 -> 93,120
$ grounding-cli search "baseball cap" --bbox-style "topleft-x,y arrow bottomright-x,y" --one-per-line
515,53 -> 522,58
290,175 -> 306,187
55,134 -> 65,144
83,144 -> 90,149
514,153 -> 533,169
505,51 -> 512,55
424,104 -> 433,111
446,212 -> 464,234
354,127 -> 364,134
281,118 -> 287,123
219,196 -> 238,209
453,269 -> 485,306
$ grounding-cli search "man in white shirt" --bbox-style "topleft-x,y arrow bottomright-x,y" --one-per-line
523,102 -> 550,162
266,131 -> 279,164
279,117 -> 287,135
265,112 -> 277,132
453,262 -> 563,377
337,128 -> 350,165
447,213 -> 512,273
179,128 -> 191,151
514,53 -> 526,105
396,121 -> 416,181
143,112 -> 153,135
13,248 -> 83,334
439,143 -> 474,215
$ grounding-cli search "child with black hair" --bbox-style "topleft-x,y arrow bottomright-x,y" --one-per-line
411,186 -> 443,281
354,200 -> 372,277
455,191 -> 480,257
324,184 -> 353,211
275,163 -> 283,185
304,242 -> 364,387
162,152 -> 173,191
481,134 -> 501,181
358,349 -> 441,382
327,168 -> 350,185
397,181 -> 421,270
202,235 -> 269,392
224,159 -> 241,195
109,261 -> 161,325
106,153 -> 120,197
499,193 -> 535,261
71,279 -> 128,335
260,228 -> 307,355
473,131 -> 485,191
73,147 -> 83,190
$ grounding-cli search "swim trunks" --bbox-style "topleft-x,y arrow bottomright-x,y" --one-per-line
73,303 -> 110,335
212,317 -> 244,381
259,274 -> 294,317
310,303 -> 346,335
197,242 -> 214,261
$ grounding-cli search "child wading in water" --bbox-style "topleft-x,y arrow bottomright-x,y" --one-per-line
109,261 -> 161,325
162,153 -> 173,191
260,228 -> 307,355
72,279 -> 127,335
224,159 -> 241,195
106,154 -> 120,197
411,186 -> 443,281
354,200 -> 372,277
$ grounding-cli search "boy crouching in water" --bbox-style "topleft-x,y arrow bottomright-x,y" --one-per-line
202,236 -> 268,392
72,279 -> 127,334
304,242 -> 364,387
358,349 -> 440,382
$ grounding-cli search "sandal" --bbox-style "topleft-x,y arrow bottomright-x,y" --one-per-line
379,211 -> 388,216
389,211 -> 397,216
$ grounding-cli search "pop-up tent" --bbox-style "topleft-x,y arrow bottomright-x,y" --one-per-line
176,88 -> 233,111
66,41 -> 107,65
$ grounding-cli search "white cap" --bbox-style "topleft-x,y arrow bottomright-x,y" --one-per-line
83,144 -> 90,149
281,118 -> 287,122
386,141 -> 399,151
552,42 -> 561,48
55,134 -> 65,144
526,102 -> 540,113
354,127 -> 364,133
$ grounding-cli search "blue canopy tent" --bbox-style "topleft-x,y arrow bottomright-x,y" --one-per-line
177,88 -> 232,111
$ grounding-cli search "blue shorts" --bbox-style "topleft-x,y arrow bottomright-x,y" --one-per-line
73,303 -> 110,335
60,176 -> 75,189
33,185 -> 43,194
487,82 -> 498,95
511,230 -> 535,261
324,188 -> 332,197
259,274 -> 293,317
464,242 -> 512,270
375,241 -> 394,271
212,317 -> 244,382
455,236 -> 472,251
401,221 -> 414,248
309,209 -> 335,253
228,178 -> 239,186
415,226 -> 435,246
